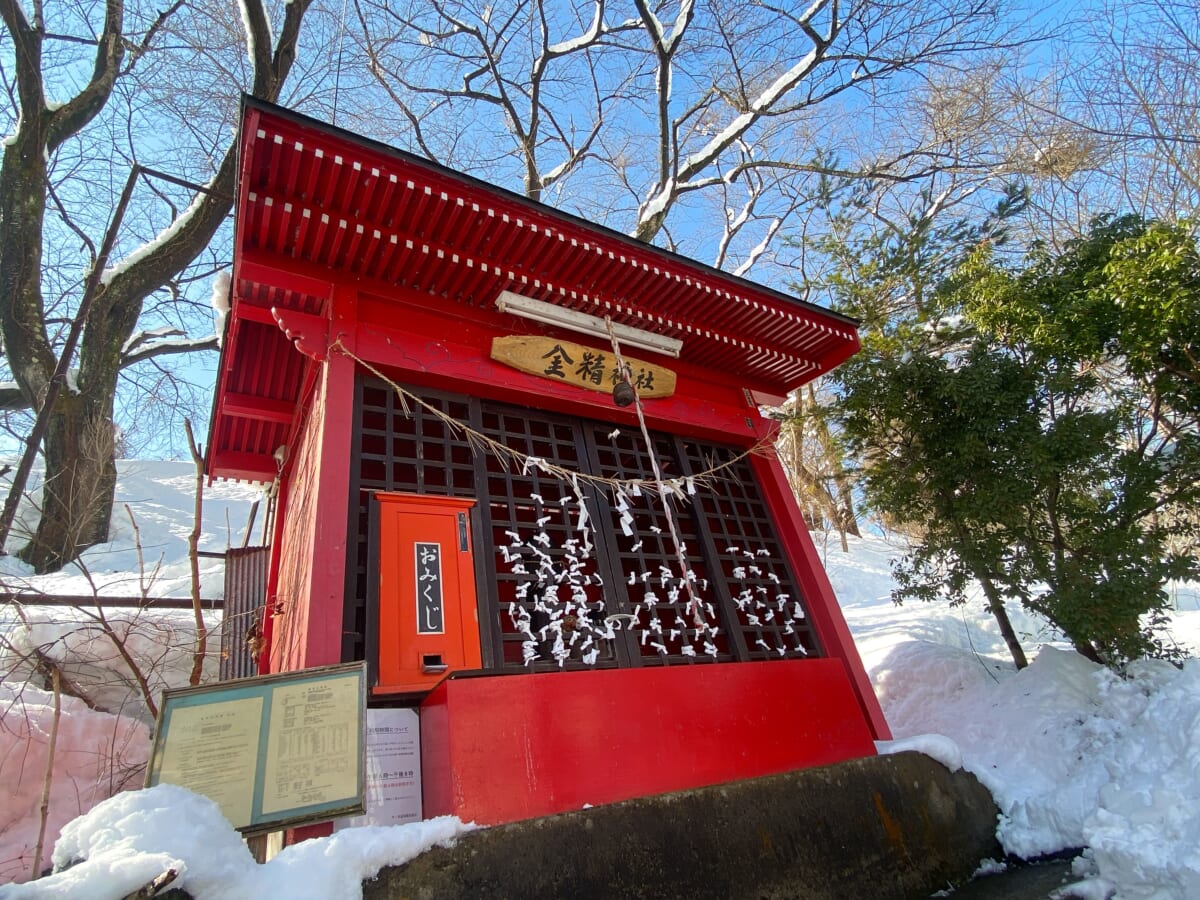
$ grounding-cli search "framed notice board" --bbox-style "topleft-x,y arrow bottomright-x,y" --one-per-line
145,662 -> 366,835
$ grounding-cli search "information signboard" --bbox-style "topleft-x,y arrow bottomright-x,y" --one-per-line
145,662 -> 366,835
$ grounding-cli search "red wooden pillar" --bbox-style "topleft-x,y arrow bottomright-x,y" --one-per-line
288,287 -> 358,845
299,286 -> 358,668
750,449 -> 891,741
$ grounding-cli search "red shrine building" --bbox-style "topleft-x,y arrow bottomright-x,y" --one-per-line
208,99 -> 889,827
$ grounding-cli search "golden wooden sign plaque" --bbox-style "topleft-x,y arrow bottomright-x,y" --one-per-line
491,335 -> 677,399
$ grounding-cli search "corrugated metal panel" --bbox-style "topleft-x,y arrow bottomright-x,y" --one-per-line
220,546 -> 270,680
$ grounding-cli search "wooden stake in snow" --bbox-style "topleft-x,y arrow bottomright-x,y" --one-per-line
184,419 -> 207,686
31,668 -> 62,880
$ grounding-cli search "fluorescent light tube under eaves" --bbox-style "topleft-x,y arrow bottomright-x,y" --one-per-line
495,291 -> 683,358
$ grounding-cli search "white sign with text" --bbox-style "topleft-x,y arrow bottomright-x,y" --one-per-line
335,707 -> 422,829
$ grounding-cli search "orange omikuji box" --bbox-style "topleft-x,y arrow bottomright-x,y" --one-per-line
374,493 -> 482,696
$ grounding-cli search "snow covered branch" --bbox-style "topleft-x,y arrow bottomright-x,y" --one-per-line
120,335 -> 220,369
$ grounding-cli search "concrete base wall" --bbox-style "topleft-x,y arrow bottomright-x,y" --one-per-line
364,751 -> 1002,899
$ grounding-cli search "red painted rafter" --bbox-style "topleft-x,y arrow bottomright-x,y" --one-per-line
212,103 -> 862,482
238,139 -> 857,358
222,391 -> 296,425
208,449 -> 277,482
237,209 -> 834,383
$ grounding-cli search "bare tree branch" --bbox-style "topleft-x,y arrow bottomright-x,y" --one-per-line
45,0 -> 126,152
0,0 -> 316,571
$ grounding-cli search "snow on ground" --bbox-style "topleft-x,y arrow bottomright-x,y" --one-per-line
0,785 -> 471,900
0,460 -> 261,720
0,459 -> 263,599
827,533 -> 1200,899
0,606 -> 223,721
0,461 -> 261,884
3,464 -> 1200,897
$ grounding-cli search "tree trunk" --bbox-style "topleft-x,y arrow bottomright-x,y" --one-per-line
17,389 -> 118,573
779,387 -> 861,549
834,477 -> 861,538
1073,638 -> 1103,665
0,0 -> 313,574
806,383 -> 860,539
977,573 -> 1028,669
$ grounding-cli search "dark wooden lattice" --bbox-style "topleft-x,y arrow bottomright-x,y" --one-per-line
344,383 -> 475,664
586,425 -> 735,665
345,376 -> 822,672
679,442 -> 822,660
477,404 -> 622,672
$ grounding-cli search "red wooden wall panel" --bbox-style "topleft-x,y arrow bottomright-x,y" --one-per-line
420,659 -> 876,825
271,391 -> 323,673
750,450 -> 891,740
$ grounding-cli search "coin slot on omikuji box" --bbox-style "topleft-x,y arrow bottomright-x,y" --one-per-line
421,654 -> 448,674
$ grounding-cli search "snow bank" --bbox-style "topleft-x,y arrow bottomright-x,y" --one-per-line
882,648 -> 1200,898
1083,661 -> 1200,898
0,785 -> 471,900
840,533 -> 1200,899
0,460 -> 261,883
0,459 -> 261,599
876,733 -> 963,772
0,683 -> 149,885
0,461 -> 258,726
1,607 -> 222,722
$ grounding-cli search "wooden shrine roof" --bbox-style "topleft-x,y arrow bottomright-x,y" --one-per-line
208,98 -> 859,482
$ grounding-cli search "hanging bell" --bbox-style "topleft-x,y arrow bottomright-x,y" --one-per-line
612,380 -> 636,407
